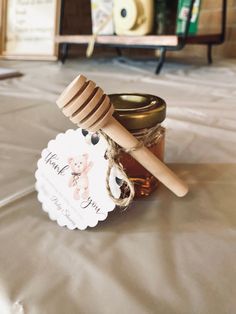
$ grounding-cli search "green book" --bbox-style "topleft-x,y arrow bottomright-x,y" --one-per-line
176,0 -> 201,35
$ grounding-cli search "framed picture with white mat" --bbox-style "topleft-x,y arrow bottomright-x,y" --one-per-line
0,0 -> 61,60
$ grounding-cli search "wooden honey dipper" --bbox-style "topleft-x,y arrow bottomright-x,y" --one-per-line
57,75 -> 188,197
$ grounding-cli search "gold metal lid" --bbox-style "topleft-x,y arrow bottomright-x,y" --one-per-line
109,93 -> 166,130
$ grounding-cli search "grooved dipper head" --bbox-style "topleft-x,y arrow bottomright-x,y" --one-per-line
56,75 -> 114,132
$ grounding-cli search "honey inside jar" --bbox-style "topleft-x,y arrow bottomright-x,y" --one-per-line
109,94 -> 166,198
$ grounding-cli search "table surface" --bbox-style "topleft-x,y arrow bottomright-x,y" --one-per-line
0,58 -> 236,314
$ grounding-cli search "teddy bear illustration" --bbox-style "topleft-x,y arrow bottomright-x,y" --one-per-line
68,154 -> 93,200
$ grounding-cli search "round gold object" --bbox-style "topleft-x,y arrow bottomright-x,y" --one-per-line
109,93 -> 166,130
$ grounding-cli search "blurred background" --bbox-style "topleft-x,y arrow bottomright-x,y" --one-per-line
59,0 -> 235,60
0,0 -> 235,72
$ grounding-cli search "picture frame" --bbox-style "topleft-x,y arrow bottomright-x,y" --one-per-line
0,0 -> 61,60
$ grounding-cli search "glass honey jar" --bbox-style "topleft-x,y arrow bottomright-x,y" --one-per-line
109,93 -> 166,198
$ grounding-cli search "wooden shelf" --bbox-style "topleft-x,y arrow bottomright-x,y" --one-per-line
56,0 -> 226,73
55,35 -> 179,48
55,33 -> 223,48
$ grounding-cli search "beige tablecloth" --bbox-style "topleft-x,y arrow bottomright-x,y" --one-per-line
0,59 -> 236,314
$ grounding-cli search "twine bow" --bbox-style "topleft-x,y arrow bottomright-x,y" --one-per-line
99,125 -> 165,209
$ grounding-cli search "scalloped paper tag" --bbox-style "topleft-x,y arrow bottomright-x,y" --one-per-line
35,129 -> 123,230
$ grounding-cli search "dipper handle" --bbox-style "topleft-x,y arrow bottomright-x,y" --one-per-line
103,117 -> 188,197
